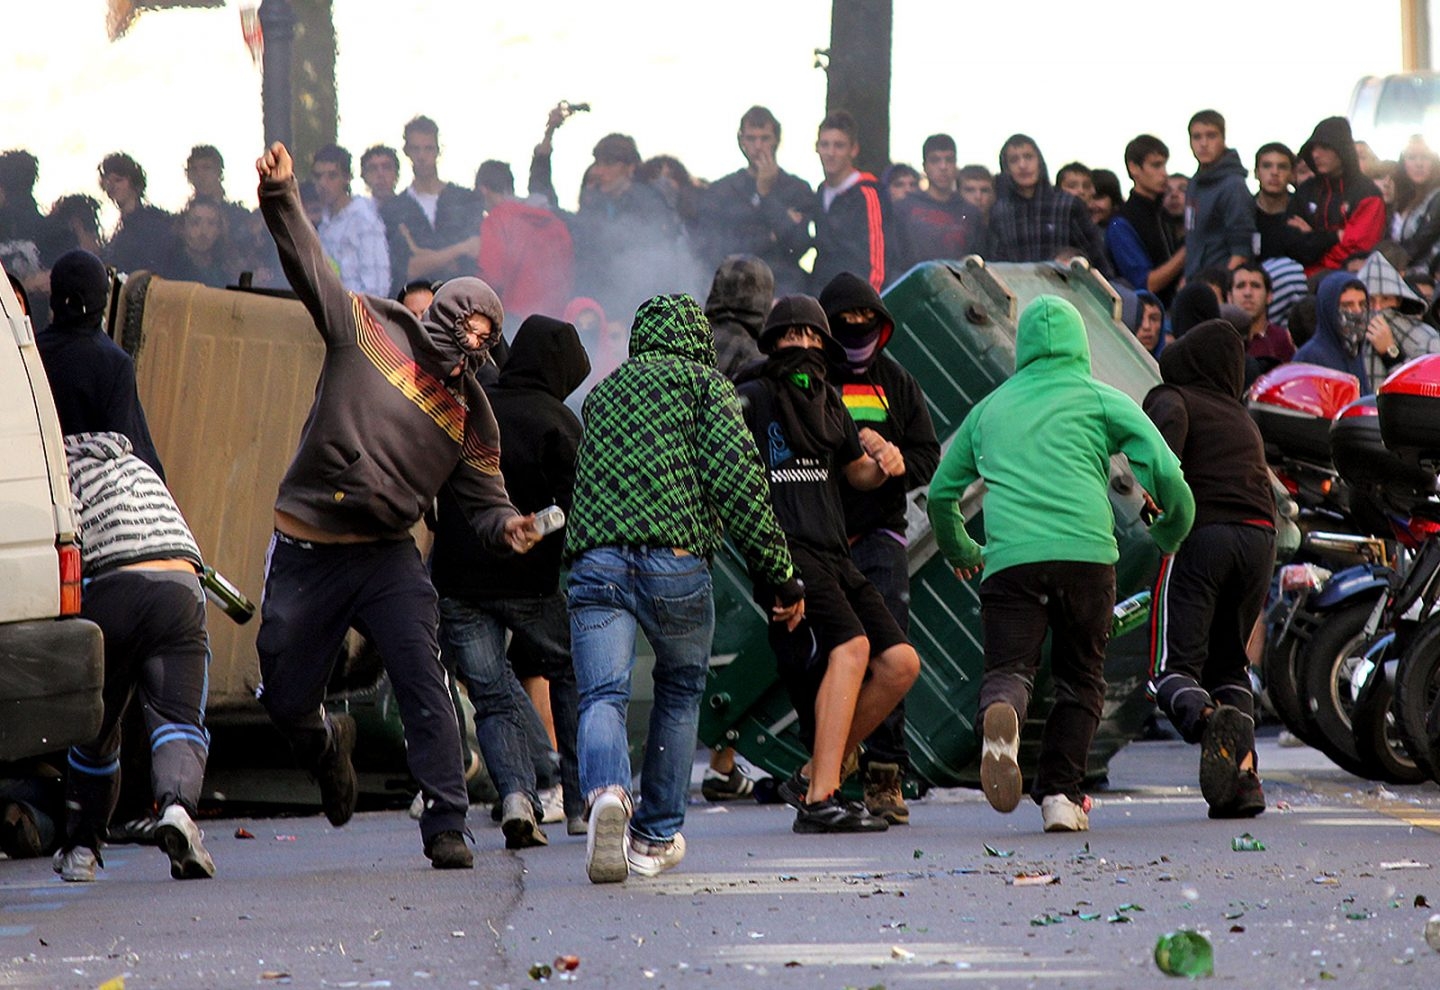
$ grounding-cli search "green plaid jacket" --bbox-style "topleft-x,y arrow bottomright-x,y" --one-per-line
565,294 -> 794,586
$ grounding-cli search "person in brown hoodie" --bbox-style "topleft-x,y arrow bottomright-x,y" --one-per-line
252,142 -> 537,870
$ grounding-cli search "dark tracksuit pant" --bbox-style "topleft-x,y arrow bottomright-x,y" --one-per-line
1149,523 -> 1275,743
977,560 -> 1116,805
67,569 -> 209,851
256,533 -> 469,843
851,530 -> 912,771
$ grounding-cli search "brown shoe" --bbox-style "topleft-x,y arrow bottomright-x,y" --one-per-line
980,703 -> 1023,813
424,830 -> 474,870
863,762 -> 910,825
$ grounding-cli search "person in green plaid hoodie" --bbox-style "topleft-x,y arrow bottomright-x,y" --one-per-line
565,292 -> 804,883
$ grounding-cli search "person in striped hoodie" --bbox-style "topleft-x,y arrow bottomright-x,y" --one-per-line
54,432 -> 215,883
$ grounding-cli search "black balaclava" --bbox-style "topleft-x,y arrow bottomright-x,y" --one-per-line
49,249 -> 109,329
818,271 -> 895,374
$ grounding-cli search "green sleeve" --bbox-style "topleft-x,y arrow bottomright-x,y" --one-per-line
1106,392 -> 1195,554
925,413 -> 985,570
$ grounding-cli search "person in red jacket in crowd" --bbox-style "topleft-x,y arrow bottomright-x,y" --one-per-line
475,160 -> 574,330
1289,117 -> 1384,275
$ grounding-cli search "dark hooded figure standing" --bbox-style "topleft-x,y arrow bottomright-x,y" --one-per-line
431,315 -> 591,849
1143,319 -> 1276,819
36,249 -> 165,478
818,272 -> 940,825
252,142 -> 538,870
1291,117 -> 1385,275
704,254 -> 774,379
1294,271 -> 1371,390
988,133 -> 1111,276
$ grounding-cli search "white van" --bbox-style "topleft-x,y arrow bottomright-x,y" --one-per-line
0,263 -> 103,762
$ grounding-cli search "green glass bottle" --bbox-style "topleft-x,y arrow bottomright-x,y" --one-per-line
1154,929 -> 1214,978
201,566 -> 256,625
1111,590 -> 1152,639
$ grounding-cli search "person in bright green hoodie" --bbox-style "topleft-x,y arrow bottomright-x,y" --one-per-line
927,295 -> 1193,833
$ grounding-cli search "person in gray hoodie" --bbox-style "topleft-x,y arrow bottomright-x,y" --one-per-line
1356,250 -> 1440,388
704,254 -> 775,379
1183,110 -> 1255,280
252,141 -> 537,871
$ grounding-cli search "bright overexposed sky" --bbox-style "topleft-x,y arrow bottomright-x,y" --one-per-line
1,0 -> 1409,235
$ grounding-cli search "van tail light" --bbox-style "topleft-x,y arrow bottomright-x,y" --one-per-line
58,543 -> 82,616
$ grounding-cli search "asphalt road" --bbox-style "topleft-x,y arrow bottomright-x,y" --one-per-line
3,736 -> 1439,989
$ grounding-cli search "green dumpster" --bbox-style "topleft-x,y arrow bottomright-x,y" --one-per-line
700,258 -> 1165,789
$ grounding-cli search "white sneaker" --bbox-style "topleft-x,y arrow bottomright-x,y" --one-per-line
538,785 -> 565,824
52,845 -> 99,882
585,786 -> 631,884
155,804 -> 216,880
1041,794 -> 1091,833
626,831 -> 686,877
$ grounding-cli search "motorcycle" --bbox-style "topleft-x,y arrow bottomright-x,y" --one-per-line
1376,355 -> 1440,783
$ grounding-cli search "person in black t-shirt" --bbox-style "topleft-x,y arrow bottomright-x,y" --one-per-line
735,295 -> 919,835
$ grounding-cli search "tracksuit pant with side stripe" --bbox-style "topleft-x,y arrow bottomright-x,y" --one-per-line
1148,523 -> 1275,744
66,569 -> 210,851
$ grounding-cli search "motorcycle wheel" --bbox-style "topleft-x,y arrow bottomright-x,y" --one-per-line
1266,626 -> 1322,745
1392,617 -> 1440,781
1350,657 -> 1429,785
1298,598 -> 1380,777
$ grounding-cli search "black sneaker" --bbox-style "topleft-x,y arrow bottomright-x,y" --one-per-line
701,766 -> 755,802
424,830 -> 474,870
1208,769 -> 1266,819
107,816 -> 160,846
1199,705 -> 1252,813
316,713 -> 359,828
776,767 -> 809,810
793,794 -> 889,834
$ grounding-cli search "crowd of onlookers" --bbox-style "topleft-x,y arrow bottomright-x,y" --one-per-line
6,104 -> 1440,391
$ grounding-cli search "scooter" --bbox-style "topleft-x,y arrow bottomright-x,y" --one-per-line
1375,354 -> 1440,784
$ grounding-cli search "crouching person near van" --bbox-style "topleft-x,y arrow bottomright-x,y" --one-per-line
927,296 -> 1193,833
54,432 -> 214,882
253,142 -> 537,870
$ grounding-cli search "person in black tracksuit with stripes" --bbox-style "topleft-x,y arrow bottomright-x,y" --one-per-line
1143,319 -> 1276,819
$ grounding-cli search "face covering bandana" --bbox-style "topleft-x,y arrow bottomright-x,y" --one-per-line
767,345 -> 831,388
833,319 -> 883,373
1338,311 -> 1367,357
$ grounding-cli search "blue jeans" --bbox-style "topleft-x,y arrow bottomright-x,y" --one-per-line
439,594 -> 577,816
568,547 -> 714,843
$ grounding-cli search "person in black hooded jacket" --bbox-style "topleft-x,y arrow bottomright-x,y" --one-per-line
431,315 -> 591,849
736,294 -> 920,835
1291,117 -> 1384,275
36,249 -> 165,479
988,134 -> 1111,277
818,272 -> 940,825
1143,319 -> 1276,820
